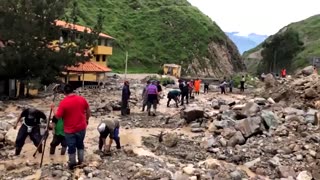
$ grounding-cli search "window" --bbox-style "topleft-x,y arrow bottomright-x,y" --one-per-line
96,55 -> 100,62
102,55 -> 106,62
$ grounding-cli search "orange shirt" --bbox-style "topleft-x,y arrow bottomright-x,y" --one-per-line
194,80 -> 201,91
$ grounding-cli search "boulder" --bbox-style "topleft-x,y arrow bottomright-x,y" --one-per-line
242,102 -> 260,117
227,131 -> 245,147
267,97 -> 276,104
221,127 -> 237,139
181,106 -> 204,123
214,120 -> 236,129
261,110 -> 278,128
254,97 -> 267,105
264,73 -> 276,88
278,166 -> 296,178
232,104 -> 246,111
221,110 -> 236,121
296,171 -> 312,180
302,66 -> 314,76
163,133 -> 178,147
219,105 -> 230,113
201,136 -> 219,149
182,166 -> 195,175
5,128 -> 18,145
0,121 -> 12,131
284,107 -> 305,116
235,117 -> 262,138
305,88 -> 317,99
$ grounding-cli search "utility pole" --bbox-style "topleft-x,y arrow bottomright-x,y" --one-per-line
124,51 -> 128,80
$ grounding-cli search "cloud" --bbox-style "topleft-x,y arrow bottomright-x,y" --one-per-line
188,0 -> 320,35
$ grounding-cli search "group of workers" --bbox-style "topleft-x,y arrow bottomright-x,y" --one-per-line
14,84 -> 121,170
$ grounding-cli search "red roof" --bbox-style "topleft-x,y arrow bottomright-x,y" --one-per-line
66,61 -> 112,73
55,20 -> 114,39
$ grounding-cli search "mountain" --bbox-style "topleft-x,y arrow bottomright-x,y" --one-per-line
244,15 -> 320,74
226,32 -> 268,54
73,0 -> 245,77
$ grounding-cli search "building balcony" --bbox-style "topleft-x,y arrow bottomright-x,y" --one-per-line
93,46 -> 113,55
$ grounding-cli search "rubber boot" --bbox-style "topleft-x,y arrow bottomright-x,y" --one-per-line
15,147 -> 22,156
50,146 -> 56,155
77,149 -> 84,165
68,153 -> 77,170
61,147 -> 67,155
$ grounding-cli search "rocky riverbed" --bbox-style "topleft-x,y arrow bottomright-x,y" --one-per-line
0,71 -> 319,180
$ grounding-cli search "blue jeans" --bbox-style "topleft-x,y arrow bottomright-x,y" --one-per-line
65,130 -> 86,154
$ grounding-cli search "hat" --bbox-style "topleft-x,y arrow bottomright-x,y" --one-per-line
97,123 -> 106,133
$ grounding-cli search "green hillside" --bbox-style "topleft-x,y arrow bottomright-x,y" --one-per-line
71,0 -> 244,74
244,15 -> 320,74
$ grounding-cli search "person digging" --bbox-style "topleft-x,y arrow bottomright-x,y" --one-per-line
97,119 -> 121,155
167,89 -> 181,108
14,107 -> 47,156
49,116 -> 66,155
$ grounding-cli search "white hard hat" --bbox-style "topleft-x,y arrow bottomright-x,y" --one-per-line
97,123 -> 106,133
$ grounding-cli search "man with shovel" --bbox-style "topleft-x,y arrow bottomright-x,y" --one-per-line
14,107 -> 47,156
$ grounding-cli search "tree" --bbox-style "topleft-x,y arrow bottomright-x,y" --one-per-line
0,0 -> 101,96
259,29 -> 304,74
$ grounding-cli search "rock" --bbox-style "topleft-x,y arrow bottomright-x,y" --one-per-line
181,107 -> 204,123
221,127 -> 237,139
0,121 -> 12,131
305,88 -> 317,98
5,128 -> 18,145
265,73 -> 276,88
123,146 -> 136,156
191,128 -> 204,133
208,123 -> 216,133
244,157 -> 261,168
227,131 -> 245,147
254,97 -> 267,105
0,133 -> 4,142
219,105 -> 229,112
52,170 -> 63,177
174,171 -> 189,180
242,102 -> 260,117
232,104 -> 246,110
190,123 -> 201,128
83,167 -> 93,175
315,112 -> 320,126
201,136 -> 218,149
309,150 -> 317,157
204,158 -> 221,169
297,171 -> 312,180
5,163 -> 17,171
214,120 -> 235,129
302,66 -> 314,76
163,133 -> 178,147
269,156 -> 281,167
296,154 -> 303,161
261,110 -> 278,128
278,166 -> 296,178
267,97 -> 276,104
235,117 -> 262,138
230,170 -> 242,180
284,107 -> 304,116
182,166 -> 195,175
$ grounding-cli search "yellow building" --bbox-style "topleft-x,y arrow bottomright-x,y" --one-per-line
55,20 -> 113,84
163,64 -> 181,78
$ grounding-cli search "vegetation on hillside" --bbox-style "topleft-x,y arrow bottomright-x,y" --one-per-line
258,29 -> 304,74
74,0 -> 235,73
244,15 -> 320,74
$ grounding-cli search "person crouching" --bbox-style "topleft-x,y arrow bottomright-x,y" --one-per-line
97,119 -> 121,153
167,89 -> 181,108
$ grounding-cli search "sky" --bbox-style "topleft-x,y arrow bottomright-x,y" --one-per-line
187,0 -> 320,36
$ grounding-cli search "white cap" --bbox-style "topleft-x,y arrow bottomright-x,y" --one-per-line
97,123 -> 106,133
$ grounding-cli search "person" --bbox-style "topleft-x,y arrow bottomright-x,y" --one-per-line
156,81 -> 162,104
49,116 -> 67,155
121,81 -> 131,116
229,79 -> 234,93
314,65 -> 318,74
240,75 -> 245,92
281,69 -> 286,78
97,119 -> 121,153
188,80 -> 194,97
52,84 -> 91,170
181,81 -> 189,105
220,79 -> 227,94
194,78 -> 201,95
261,73 -> 266,82
146,81 -> 158,116
141,80 -> 150,112
204,82 -> 209,94
14,108 -> 47,156
167,89 -> 181,108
